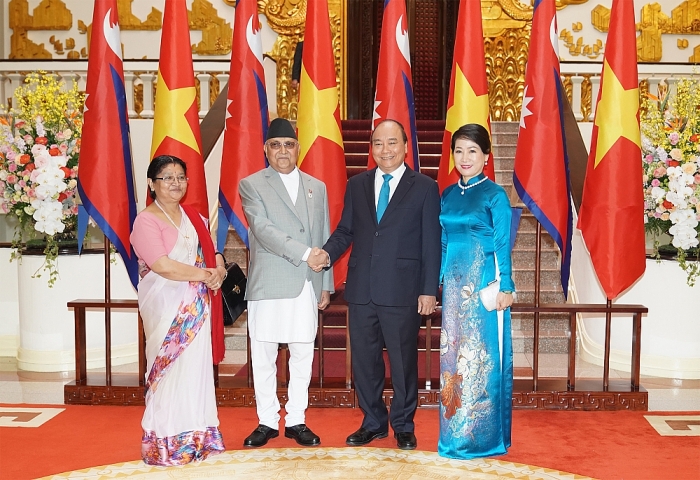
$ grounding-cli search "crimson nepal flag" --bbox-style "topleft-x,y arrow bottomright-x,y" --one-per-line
218,0 -> 269,248
78,0 -> 139,289
513,0 -> 573,297
370,0 -> 419,170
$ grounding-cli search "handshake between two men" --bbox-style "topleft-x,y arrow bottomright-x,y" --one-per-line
306,246 -> 331,310
306,246 -> 330,273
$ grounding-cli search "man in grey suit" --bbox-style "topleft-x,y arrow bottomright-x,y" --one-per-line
239,118 -> 333,448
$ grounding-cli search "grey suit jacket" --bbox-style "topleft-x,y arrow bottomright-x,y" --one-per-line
240,167 -> 334,301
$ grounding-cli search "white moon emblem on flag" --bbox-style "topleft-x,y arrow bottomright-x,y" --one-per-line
103,9 -> 122,60
246,16 -> 263,64
549,16 -> 559,56
395,15 -> 411,65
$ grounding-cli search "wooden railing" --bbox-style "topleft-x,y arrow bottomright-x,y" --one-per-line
65,298 -> 648,411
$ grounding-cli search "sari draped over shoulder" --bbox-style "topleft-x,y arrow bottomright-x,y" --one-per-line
136,211 -> 225,466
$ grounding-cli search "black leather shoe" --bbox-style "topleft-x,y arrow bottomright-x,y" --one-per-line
243,424 -> 279,447
394,431 -> 417,450
285,424 -> 321,446
346,427 -> 388,446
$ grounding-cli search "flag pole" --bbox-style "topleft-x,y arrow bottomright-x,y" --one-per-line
533,223 -> 542,391
104,235 -> 112,386
603,298 -> 612,390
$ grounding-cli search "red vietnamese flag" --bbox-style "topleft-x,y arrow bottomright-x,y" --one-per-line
219,0 -> 269,247
513,0 -> 572,297
150,0 -> 208,218
370,0 -> 419,170
78,0 -> 138,288
578,0 -> 645,299
296,0 -> 347,288
437,0 -> 494,192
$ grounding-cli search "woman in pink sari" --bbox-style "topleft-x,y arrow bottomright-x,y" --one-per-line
131,155 -> 226,465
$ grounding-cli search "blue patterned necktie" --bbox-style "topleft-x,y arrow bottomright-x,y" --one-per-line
376,173 -> 392,222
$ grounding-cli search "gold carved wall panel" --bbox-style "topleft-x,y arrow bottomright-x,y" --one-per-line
484,27 -> 530,122
7,0 -> 231,58
8,0 -> 72,59
189,0 -> 233,55
257,0 -> 344,120
117,0 -> 162,31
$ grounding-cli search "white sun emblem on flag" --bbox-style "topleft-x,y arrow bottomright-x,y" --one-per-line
520,85 -> 534,129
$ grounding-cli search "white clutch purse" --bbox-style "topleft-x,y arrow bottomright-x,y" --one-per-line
479,280 -> 500,311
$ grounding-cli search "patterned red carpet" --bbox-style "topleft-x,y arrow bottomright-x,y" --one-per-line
1,405 -> 698,479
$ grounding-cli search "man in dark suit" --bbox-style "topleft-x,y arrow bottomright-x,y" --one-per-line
318,119 -> 441,450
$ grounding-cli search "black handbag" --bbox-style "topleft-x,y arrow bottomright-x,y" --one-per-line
221,262 -> 247,326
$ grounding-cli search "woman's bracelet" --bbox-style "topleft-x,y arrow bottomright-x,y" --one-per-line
216,264 -> 228,280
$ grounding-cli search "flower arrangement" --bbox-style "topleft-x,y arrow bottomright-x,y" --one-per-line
641,77 -> 700,286
0,72 -> 84,286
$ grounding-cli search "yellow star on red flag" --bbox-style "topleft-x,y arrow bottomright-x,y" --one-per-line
150,70 -> 200,158
297,65 -> 343,167
444,64 -> 490,172
593,60 -> 640,168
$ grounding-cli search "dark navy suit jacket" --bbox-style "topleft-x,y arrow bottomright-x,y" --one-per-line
324,165 -> 441,306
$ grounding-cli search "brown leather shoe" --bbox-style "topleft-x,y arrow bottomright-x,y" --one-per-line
243,424 -> 279,447
394,431 -> 417,450
346,427 -> 388,446
285,424 -> 321,446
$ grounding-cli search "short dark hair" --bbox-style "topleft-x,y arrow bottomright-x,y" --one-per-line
451,123 -> 491,155
147,155 -> 187,199
371,119 -> 408,144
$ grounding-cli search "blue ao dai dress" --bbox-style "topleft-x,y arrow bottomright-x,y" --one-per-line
438,173 -> 515,459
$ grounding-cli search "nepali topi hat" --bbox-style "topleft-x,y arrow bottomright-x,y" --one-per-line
266,118 -> 297,141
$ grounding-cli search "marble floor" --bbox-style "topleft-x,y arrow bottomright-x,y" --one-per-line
1,353 -> 698,411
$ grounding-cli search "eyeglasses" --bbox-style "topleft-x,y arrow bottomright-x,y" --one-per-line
266,140 -> 298,150
155,175 -> 188,184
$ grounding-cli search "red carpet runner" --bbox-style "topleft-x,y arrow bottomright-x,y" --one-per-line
1,405 -> 698,479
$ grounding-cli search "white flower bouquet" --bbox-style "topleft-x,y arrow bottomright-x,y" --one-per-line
641,77 -> 700,286
0,72 -> 84,286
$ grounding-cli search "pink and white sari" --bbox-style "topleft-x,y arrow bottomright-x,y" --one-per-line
137,213 -> 224,466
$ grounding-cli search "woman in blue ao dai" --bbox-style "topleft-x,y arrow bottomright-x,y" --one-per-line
438,124 -> 515,459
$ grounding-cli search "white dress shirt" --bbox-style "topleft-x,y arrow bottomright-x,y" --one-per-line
374,163 -> 407,207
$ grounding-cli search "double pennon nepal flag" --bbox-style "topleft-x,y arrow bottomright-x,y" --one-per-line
513,0 -> 573,298
296,0 -> 348,288
438,0 -> 495,192
218,0 -> 269,249
150,0 -> 209,219
78,0 -> 139,289
370,0 -> 419,171
578,0 -> 646,300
